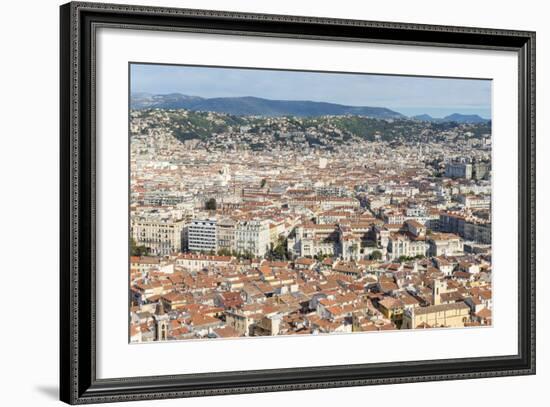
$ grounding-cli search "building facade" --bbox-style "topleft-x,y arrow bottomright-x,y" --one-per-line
187,218 -> 217,253
428,233 -> 464,256
235,220 -> 271,257
440,211 -> 491,244
216,217 -> 236,253
388,233 -> 427,260
402,302 -> 470,329
131,217 -> 185,256
288,223 -> 340,258
445,162 -> 472,179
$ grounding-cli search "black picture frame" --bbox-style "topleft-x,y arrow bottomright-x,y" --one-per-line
60,1 -> 536,404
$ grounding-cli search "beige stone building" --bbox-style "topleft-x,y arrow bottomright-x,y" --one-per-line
216,217 -> 236,253
131,217 -> 185,256
402,302 -> 470,329
427,233 -> 464,256
388,232 -> 427,260
225,310 -> 255,336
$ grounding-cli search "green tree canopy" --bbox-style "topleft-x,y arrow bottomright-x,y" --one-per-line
130,237 -> 151,257
370,250 -> 383,260
205,198 -> 217,210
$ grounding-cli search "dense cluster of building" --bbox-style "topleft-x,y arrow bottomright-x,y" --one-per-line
129,109 -> 492,342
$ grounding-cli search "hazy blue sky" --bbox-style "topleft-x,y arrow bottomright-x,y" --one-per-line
131,63 -> 492,119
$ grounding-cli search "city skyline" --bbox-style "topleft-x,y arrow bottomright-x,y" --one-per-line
129,64 -> 492,342
130,63 -> 492,119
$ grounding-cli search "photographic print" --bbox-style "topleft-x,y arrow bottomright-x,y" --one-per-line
129,63 -> 493,343
60,5 -> 535,402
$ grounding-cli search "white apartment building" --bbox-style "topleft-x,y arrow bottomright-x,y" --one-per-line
387,233 -> 427,260
457,194 -> 491,209
428,233 -> 464,256
382,210 -> 405,225
405,204 -> 427,218
187,219 -> 217,253
235,220 -> 270,257
131,217 -> 185,256
143,191 -> 194,207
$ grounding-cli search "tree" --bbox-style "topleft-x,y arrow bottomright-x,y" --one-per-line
397,255 -> 424,263
205,198 -> 217,210
398,255 -> 410,263
237,250 -> 254,260
370,250 -> 382,260
270,236 -> 288,260
314,253 -> 332,261
217,248 -> 233,257
130,237 -> 151,257
260,178 -> 267,188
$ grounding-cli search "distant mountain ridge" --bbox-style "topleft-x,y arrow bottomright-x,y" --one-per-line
131,93 -> 404,119
412,112 -> 489,124
412,114 -> 435,121
131,93 -> 490,123
442,113 -> 489,123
